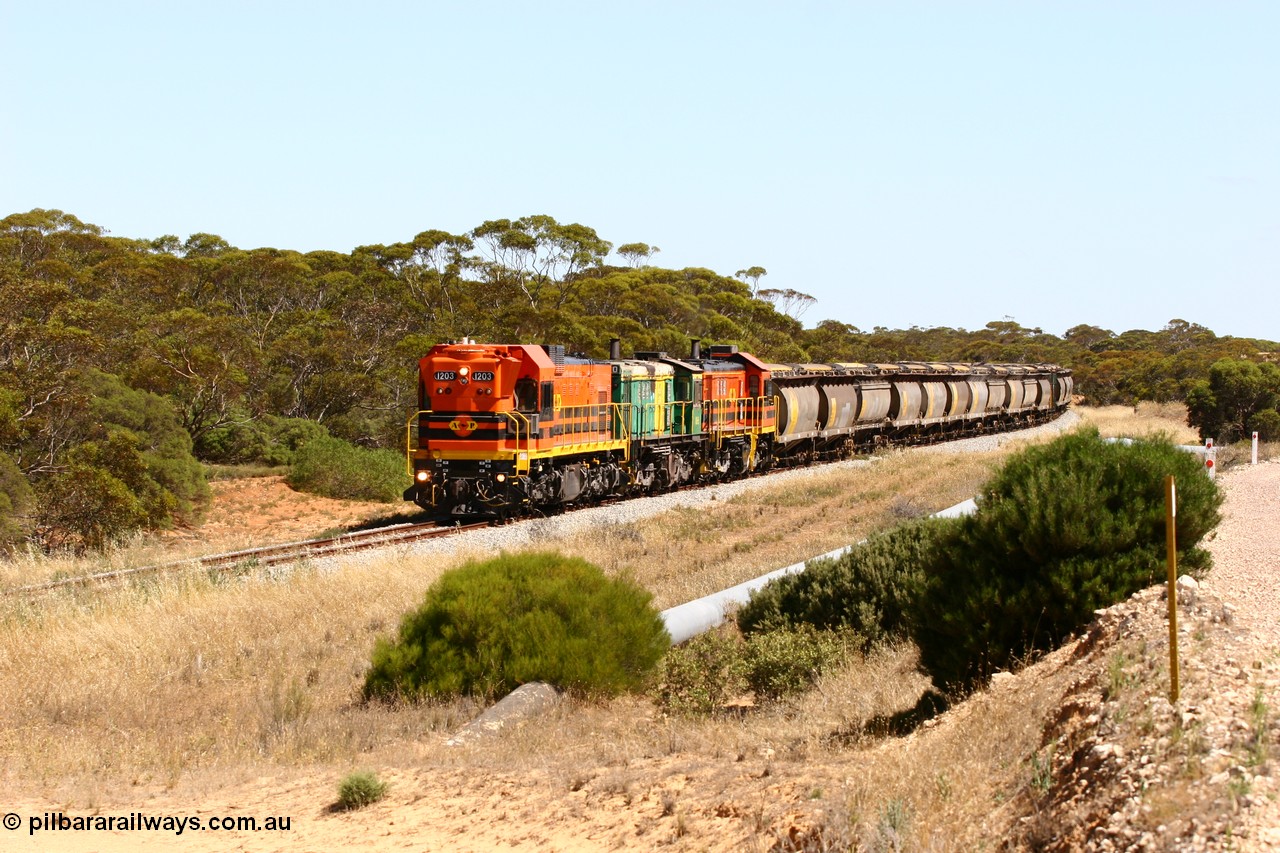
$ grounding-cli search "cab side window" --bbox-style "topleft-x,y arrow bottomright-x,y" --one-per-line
515,378 -> 537,413
540,381 -> 555,419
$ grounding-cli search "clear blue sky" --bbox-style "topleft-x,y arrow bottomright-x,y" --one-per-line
4,1 -> 1277,341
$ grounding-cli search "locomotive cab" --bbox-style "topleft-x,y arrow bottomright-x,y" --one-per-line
405,341 -> 526,512
405,342 -> 624,516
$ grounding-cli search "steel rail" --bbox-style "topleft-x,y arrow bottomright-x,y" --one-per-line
6,521 -> 488,597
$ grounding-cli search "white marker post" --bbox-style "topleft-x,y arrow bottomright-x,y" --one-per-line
1166,475 -> 1179,704
1253,431 -> 1260,465
1204,438 -> 1216,480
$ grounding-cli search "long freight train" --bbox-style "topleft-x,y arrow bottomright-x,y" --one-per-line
403,339 -> 1073,517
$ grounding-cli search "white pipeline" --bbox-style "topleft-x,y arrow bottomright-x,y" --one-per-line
659,497 -> 978,645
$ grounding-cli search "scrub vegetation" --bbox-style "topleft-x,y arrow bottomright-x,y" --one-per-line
737,428 -> 1224,693
364,552 -> 670,700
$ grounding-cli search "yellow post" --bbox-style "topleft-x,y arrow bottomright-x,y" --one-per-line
1166,475 -> 1179,704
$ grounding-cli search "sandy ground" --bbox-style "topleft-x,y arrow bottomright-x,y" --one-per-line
185,476 -> 416,548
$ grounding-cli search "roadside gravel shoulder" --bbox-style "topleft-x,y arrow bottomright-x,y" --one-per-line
1204,460 -> 1280,649
1203,461 -> 1280,850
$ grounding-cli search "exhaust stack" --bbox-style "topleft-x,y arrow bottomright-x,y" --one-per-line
609,338 -> 621,360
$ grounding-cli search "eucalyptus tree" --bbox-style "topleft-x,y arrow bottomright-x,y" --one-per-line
734,265 -> 767,296
616,242 -> 660,268
468,215 -> 612,311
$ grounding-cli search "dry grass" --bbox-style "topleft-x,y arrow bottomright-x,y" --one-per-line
1075,401 -> 1198,444
559,449 -> 999,609
0,405 -> 1201,846
0,444 -> 1002,795
0,557 -> 479,789
0,534 -> 224,592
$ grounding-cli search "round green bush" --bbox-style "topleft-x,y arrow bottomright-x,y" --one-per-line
913,427 -> 1223,691
336,771 -> 388,810
364,551 -> 671,700
286,435 -> 408,502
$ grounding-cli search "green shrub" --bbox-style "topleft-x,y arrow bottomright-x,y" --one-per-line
37,420 -> 209,551
654,625 -> 845,714
1248,408 -> 1280,442
0,451 -> 34,549
913,428 -> 1223,691
38,459 -> 148,551
654,628 -> 746,715
200,414 -> 329,466
741,626 -> 845,700
336,771 -> 388,810
287,435 -> 408,502
737,519 -> 942,650
1186,358 -> 1280,443
82,370 -> 209,521
364,552 -> 670,701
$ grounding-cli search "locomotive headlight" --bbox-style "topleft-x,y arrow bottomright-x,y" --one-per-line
416,470 -> 431,483
459,366 -> 470,377
495,473 -> 506,483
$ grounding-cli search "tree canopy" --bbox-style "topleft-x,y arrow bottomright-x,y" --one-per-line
0,207 -> 1274,552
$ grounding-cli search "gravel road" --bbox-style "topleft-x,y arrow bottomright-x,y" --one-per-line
1204,460 -> 1280,647
1192,459 -> 1280,851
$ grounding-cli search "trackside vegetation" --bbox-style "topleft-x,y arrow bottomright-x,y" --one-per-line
364,552 -> 670,700
654,625 -> 846,715
1185,357 -> 1280,443
285,436 -> 409,503
736,519 -> 939,649
738,428 -> 1224,693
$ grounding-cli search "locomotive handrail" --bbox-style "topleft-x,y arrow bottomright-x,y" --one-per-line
499,410 -> 532,472
658,400 -> 700,435
405,409 -> 428,475
703,395 -> 776,441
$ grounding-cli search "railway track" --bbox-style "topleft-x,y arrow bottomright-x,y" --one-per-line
7,412 -> 1075,600
8,520 -> 489,597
